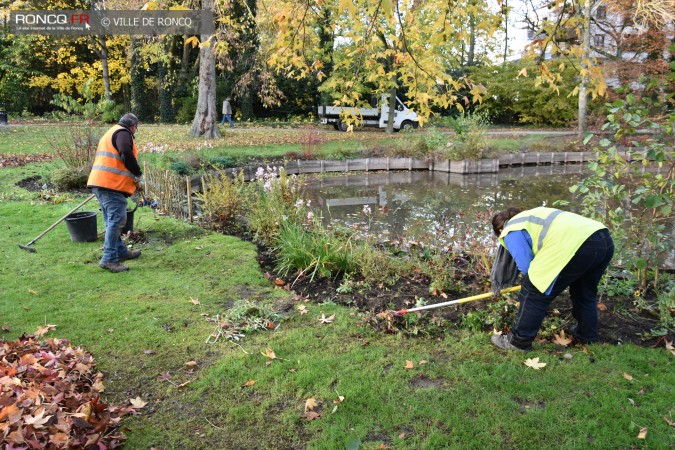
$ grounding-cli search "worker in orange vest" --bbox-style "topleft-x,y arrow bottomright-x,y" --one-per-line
87,113 -> 143,273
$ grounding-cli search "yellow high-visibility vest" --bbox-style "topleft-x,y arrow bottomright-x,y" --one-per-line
499,207 -> 605,293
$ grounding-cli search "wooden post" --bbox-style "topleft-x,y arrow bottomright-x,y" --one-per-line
143,161 -> 149,198
186,176 -> 193,222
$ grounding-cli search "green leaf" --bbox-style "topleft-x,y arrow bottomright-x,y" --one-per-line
643,195 -> 664,208
583,133 -> 593,145
599,138 -> 611,147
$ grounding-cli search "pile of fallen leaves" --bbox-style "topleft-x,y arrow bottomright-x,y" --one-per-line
0,154 -> 53,168
0,333 -> 137,449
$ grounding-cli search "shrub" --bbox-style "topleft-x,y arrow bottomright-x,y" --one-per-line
468,62 -> 584,127
169,161 -> 194,176
50,165 -> 91,190
47,122 -> 104,169
206,156 -> 237,169
196,171 -> 247,228
422,127 -> 448,152
444,112 -> 490,160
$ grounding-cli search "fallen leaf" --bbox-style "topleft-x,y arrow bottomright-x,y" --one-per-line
440,292 -> 448,299
664,415 -> 674,427
190,298 -> 200,305
597,303 -> 607,311
23,409 -> 50,428
274,278 -> 286,286
289,368 -> 296,373
399,432 -> 407,439
107,328 -> 114,333
524,357 -> 547,370
622,372 -> 634,381
264,361 -> 273,367
28,289 -> 38,295
304,398 -> 318,412
144,349 -> 156,355
185,360 -> 198,368
297,304 -> 309,315
419,360 -> 428,365
302,411 -> 320,421
157,372 -> 172,382
130,397 -> 147,409
665,340 -> 675,356
1,325 -> 11,331
637,427 -> 647,439
262,347 -> 276,359
628,398 -> 635,406
34,324 -> 57,337
553,331 -> 572,346
404,360 -> 414,369
319,313 -> 335,324
242,380 -> 255,387
176,380 -> 192,388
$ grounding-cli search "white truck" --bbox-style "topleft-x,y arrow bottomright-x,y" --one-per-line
318,95 -> 419,132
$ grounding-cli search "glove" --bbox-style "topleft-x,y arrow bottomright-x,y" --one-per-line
133,176 -> 144,191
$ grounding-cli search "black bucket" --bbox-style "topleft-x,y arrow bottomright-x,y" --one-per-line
65,211 -> 98,242
121,206 -> 137,234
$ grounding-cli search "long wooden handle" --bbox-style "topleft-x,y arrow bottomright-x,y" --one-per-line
26,194 -> 96,246
395,285 -> 521,315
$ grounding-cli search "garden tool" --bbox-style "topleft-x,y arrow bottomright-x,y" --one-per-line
394,285 -> 521,316
18,194 -> 96,253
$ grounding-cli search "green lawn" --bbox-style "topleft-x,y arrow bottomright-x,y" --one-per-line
1,127 -> 673,449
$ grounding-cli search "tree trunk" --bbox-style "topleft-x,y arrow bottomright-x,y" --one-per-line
578,0 -> 591,139
189,0 -> 220,138
386,87 -> 396,134
100,40 -> 111,100
467,14 -> 476,66
90,35 -> 112,100
502,0 -> 508,64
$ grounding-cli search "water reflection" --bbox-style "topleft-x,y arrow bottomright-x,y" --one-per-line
302,165 -> 587,248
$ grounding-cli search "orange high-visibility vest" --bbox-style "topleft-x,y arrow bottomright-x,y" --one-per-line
87,125 -> 138,195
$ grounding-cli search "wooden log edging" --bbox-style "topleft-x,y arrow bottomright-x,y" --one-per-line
188,148 -> 673,194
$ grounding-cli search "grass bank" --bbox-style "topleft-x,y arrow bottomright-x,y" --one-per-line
1,130 -> 673,449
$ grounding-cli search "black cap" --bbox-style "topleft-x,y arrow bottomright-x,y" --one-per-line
118,113 -> 139,128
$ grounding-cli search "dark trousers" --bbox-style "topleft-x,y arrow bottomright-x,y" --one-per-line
510,229 -> 614,348
92,188 -> 129,263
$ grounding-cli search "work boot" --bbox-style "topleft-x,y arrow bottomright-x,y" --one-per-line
99,261 -> 129,273
568,325 -> 597,345
119,249 -> 141,261
491,333 -> 531,351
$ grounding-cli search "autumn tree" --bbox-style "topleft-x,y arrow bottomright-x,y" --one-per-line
519,0 -> 674,137
261,0 -> 503,126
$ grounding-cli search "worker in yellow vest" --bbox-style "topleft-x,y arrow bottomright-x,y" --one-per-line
87,113 -> 143,273
490,207 -> 614,351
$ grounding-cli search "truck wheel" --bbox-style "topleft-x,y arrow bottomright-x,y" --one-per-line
337,120 -> 349,132
400,120 -> 416,132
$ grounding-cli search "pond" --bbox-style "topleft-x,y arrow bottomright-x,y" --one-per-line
302,164 -> 674,270
301,165 -> 587,249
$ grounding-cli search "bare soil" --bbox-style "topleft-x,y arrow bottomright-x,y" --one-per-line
255,245 -> 672,348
